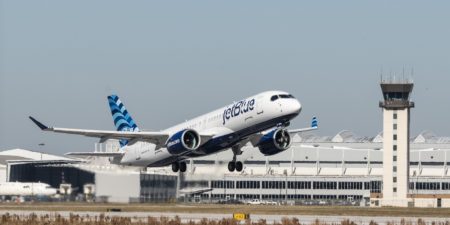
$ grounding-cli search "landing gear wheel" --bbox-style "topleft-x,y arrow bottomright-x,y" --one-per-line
180,161 -> 187,172
235,161 -> 243,172
228,162 -> 236,172
172,162 -> 179,172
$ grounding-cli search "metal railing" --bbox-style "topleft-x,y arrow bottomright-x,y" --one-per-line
379,101 -> 415,108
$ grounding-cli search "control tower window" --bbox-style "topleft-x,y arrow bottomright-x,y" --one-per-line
383,92 -> 410,101
270,95 -> 279,101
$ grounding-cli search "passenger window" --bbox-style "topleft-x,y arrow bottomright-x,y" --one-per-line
270,95 -> 279,101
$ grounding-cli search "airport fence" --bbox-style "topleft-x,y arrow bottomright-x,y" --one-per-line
180,197 -> 370,206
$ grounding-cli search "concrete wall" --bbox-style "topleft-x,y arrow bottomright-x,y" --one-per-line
95,172 -> 140,203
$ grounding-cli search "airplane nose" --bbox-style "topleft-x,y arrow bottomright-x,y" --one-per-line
294,100 -> 302,114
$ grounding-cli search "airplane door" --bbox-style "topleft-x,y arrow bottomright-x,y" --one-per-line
256,96 -> 264,114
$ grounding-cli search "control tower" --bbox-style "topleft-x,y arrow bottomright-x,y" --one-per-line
379,80 -> 414,206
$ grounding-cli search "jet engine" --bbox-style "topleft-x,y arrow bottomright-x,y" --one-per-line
167,129 -> 201,155
257,129 -> 292,156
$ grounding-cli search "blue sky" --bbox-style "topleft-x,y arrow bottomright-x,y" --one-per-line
1,1 -> 449,155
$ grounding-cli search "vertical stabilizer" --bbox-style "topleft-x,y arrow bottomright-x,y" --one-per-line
107,95 -> 140,147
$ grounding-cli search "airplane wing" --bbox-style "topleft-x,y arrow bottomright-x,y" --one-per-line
288,116 -> 318,133
30,117 -> 216,147
29,116 -> 170,146
65,152 -> 125,157
179,188 -> 213,195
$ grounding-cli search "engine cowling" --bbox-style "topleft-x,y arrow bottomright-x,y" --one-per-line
257,129 -> 292,156
167,129 -> 201,155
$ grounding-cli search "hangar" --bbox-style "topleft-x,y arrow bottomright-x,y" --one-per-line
2,147 -> 177,203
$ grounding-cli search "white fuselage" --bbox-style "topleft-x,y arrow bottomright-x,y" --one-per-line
0,182 -> 57,196
113,91 -> 302,167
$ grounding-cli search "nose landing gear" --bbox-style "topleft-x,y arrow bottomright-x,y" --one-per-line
172,161 -> 187,173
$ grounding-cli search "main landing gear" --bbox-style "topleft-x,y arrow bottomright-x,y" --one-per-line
172,161 -> 187,173
228,145 -> 243,172
228,161 -> 243,172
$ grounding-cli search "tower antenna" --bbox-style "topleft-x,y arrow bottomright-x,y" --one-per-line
390,67 -> 392,83
381,66 -> 383,82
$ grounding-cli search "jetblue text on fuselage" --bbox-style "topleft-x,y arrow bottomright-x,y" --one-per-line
223,99 -> 255,125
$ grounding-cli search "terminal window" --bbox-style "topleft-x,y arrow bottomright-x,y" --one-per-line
287,181 -> 311,189
394,114 -> 397,119
415,182 -> 440,190
338,182 -> 363,190
393,145 -> 397,151
393,124 -> 397,130
394,135 -> 397,140
211,180 -> 234,189
393,156 -> 397,161
313,181 -> 337,190
393,166 -> 397,172
262,181 -> 285,189
393,177 -> 397,183
393,188 -> 397,192
236,181 -> 259,189
370,181 -> 382,193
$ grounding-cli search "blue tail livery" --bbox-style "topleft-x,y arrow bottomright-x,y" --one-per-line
107,95 -> 140,147
311,116 -> 318,128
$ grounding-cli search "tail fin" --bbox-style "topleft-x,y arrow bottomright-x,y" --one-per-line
107,95 -> 140,147
311,116 -> 318,128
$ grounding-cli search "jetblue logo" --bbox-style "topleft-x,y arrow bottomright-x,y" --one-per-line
167,139 -> 180,147
223,99 -> 255,125
121,127 -> 135,132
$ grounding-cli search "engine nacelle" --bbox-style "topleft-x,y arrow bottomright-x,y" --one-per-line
167,129 -> 201,155
257,129 -> 292,156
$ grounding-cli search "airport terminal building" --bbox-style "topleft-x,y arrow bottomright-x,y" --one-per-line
2,129 -> 450,207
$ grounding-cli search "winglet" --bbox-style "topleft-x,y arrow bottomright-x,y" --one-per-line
311,116 -> 318,128
29,117 -> 52,131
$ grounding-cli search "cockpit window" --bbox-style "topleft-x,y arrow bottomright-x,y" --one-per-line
279,94 -> 290,99
289,94 -> 296,99
270,95 -> 279,101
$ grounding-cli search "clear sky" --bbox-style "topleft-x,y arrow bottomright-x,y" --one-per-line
1,1 -> 449,155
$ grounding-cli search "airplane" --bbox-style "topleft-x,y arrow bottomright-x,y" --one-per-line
0,182 -> 57,196
29,91 -> 318,173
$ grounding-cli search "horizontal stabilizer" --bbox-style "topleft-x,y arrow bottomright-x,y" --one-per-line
288,116 -> 318,133
65,152 -> 124,157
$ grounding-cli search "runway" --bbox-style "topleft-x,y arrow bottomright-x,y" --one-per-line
0,210 -> 449,225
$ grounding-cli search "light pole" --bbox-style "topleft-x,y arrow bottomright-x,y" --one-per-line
38,142 -> 45,160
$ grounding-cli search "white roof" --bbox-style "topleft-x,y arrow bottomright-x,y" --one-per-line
0,149 -> 71,164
